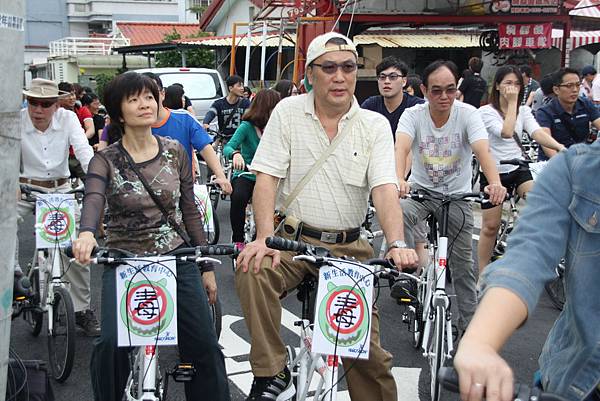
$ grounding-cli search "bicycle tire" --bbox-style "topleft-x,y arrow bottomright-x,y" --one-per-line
545,275 -> 565,311
206,202 -> 220,245
430,305 -> 447,401
210,297 -> 222,340
24,268 -> 43,337
411,301 -> 425,349
471,157 -> 480,189
47,286 -> 75,382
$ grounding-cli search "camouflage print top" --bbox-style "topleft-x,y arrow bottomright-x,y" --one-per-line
80,135 -> 206,255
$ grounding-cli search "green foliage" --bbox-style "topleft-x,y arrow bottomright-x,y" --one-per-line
188,5 -> 207,15
94,72 -> 116,103
155,29 -> 215,68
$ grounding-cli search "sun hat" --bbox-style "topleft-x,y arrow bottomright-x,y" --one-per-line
22,78 -> 69,99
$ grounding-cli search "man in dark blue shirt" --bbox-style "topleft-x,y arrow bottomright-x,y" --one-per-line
536,67 -> 600,160
361,56 -> 425,141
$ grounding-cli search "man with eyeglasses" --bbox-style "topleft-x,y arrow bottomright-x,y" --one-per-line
395,60 -> 506,335
535,67 -> 600,160
235,32 -> 418,401
361,56 -> 425,141
18,78 -> 100,336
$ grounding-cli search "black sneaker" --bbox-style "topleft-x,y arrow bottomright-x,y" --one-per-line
390,279 -> 418,304
75,309 -> 101,337
246,367 -> 295,401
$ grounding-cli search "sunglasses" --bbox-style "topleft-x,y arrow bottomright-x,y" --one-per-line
428,87 -> 458,97
28,98 -> 57,108
312,61 -> 358,74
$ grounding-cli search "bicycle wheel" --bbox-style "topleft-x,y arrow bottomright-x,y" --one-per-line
23,268 -> 43,337
471,156 -> 480,189
206,202 -> 220,245
210,297 -> 222,340
47,286 -> 75,382
430,305 -> 447,401
126,347 -> 145,399
545,272 -> 565,311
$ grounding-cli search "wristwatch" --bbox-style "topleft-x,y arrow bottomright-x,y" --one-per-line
387,240 -> 408,250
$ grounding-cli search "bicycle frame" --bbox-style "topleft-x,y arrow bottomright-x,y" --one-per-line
419,205 -> 453,360
32,247 -> 65,336
124,345 -> 162,401
290,320 -> 341,401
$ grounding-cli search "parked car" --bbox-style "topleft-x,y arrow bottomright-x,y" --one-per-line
133,67 -> 226,122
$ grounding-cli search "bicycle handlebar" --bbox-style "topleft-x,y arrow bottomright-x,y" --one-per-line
64,244 -> 237,265
499,158 -> 533,168
265,237 -> 309,253
20,184 -> 85,202
438,367 -> 569,401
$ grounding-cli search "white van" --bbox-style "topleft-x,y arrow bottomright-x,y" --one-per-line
133,67 -> 226,122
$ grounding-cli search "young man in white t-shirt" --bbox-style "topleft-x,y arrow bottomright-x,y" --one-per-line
395,60 -> 506,332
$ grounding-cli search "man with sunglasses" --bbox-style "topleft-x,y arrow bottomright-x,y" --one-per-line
535,67 -> 600,160
18,78 -> 100,336
395,60 -> 506,335
361,56 -> 425,141
235,32 -> 418,401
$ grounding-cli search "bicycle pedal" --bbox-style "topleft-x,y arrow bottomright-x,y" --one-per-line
168,363 -> 196,382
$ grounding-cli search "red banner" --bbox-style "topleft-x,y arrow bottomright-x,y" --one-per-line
498,23 -> 552,49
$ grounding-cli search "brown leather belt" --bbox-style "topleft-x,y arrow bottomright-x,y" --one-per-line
301,225 -> 361,244
19,177 -> 69,188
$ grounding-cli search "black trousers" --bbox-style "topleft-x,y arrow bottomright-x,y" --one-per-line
229,176 -> 255,242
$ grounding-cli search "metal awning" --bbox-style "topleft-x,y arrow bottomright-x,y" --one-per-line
181,32 -> 480,49
180,34 -> 296,48
353,33 -> 480,48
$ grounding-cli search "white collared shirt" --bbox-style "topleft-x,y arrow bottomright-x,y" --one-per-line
21,107 -> 94,180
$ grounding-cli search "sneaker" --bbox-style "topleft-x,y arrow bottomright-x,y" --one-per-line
246,367 -> 295,401
390,279 -> 418,304
75,309 -> 101,337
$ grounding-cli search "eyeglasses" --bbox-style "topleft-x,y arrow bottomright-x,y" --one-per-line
311,61 -> 358,74
27,98 -> 57,108
378,73 -> 404,81
558,82 -> 581,89
428,87 -> 458,97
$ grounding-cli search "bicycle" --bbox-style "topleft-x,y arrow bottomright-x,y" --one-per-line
265,236 -> 398,401
360,203 -> 387,259
65,244 -> 236,401
491,158 -> 547,261
202,128 -> 233,193
19,184 -> 84,383
438,366 -> 569,401
193,182 -> 220,245
393,190 -> 489,401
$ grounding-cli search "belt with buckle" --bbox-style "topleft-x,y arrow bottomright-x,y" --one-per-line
19,177 -> 69,188
301,226 -> 361,244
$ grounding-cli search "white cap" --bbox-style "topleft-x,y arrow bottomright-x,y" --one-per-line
305,32 -> 358,69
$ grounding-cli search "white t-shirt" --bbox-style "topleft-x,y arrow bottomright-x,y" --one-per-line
478,105 -> 540,174
396,101 -> 488,193
592,75 -> 600,102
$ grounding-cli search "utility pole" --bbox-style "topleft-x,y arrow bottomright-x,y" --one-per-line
0,1 -> 24,399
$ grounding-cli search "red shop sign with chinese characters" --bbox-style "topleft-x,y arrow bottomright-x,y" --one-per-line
498,23 -> 552,49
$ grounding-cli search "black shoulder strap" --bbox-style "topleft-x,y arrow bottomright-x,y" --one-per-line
117,142 -> 193,247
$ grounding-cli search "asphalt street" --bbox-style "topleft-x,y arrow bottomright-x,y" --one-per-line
11,198 -> 561,401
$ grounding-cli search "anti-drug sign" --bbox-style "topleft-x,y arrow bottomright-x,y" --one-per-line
116,257 -> 177,347
312,260 -> 374,359
35,194 -> 77,249
193,184 -> 215,233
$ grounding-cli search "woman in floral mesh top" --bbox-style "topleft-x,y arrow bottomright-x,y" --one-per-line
72,72 -> 230,401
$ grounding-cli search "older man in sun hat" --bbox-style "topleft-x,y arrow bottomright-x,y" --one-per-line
235,31 -> 417,401
17,78 -> 99,336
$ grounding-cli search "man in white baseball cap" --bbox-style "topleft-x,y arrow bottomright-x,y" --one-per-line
18,78 -> 100,336
235,31 -> 417,401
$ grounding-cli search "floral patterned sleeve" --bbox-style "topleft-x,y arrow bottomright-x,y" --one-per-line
177,144 -> 205,246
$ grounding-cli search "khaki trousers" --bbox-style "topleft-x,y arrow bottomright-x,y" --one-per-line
235,234 -> 397,401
